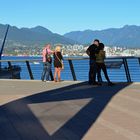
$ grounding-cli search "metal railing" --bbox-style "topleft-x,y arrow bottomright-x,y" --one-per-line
0,56 -> 140,82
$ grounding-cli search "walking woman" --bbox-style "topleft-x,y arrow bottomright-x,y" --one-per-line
41,44 -> 53,82
53,45 -> 63,82
96,43 -> 114,86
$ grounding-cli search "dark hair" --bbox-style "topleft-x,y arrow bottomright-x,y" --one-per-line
99,43 -> 104,50
94,39 -> 100,43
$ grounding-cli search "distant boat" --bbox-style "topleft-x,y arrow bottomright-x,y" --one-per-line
0,25 -> 21,79
63,54 -> 69,57
33,62 -> 40,65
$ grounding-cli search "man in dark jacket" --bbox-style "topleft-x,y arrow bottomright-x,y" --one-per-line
86,39 -> 100,85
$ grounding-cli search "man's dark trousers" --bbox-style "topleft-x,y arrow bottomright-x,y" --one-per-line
89,59 -> 97,84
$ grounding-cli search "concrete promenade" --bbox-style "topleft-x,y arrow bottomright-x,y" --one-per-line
0,80 -> 140,140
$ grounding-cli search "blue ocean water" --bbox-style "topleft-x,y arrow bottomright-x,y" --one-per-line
1,56 -> 140,82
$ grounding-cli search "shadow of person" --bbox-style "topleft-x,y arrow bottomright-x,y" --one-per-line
0,82 -> 131,140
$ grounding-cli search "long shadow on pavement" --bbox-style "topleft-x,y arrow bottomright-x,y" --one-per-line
0,82 -> 131,140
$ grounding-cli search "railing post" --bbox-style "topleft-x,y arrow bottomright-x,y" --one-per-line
8,61 -> 12,67
50,70 -> 54,81
26,61 -> 34,80
122,58 -> 131,82
7,61 -> 14,79
138,58 -> 140,66
138,58 -> 140,75
68,59 -> 77,81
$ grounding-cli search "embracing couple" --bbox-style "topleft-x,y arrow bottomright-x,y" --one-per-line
41,44 -> 64,82
86,39 -> 114,86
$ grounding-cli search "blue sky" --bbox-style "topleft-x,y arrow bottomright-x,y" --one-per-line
0,0 -> 140,34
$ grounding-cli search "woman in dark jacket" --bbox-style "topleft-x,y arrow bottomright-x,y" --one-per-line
53,45 -> 63,82
96,43 -> 114,86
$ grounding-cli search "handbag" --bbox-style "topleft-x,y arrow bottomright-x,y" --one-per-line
55,52 -> 64,70
61,61 -> 64,70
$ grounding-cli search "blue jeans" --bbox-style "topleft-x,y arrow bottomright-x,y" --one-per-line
41,62 -> 51,81
89,60 -> 97,84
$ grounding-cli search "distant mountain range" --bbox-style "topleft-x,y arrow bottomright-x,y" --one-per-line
0,24 -> 76,46
1,23 -> 140,48
64,25 -> 140,48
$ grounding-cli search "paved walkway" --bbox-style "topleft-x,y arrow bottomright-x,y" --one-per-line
0,80 -> 140,140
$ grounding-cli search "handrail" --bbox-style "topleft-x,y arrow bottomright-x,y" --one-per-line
0,56 -> 139,62
0,56 -> 140,82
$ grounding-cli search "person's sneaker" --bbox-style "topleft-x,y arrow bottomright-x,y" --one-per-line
98,83 -> 102,86
88,83 -> 92,85
92,82 -> 100,86
88,81 -> 93,85
108,82 -> 115,86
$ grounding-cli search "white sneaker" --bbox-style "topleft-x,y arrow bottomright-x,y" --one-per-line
42,80 -> 46,82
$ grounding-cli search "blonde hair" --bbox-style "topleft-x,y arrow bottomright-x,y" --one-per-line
55,45 -> 61,52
